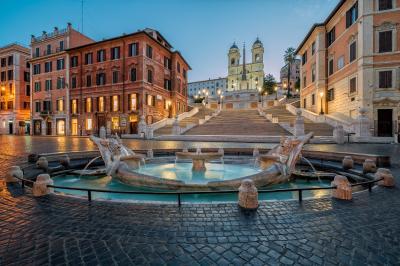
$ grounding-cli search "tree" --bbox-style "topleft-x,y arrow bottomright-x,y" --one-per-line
263,74 -> 276,95
283,47 -> 296,97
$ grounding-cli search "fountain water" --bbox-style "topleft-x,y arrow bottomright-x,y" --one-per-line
78,156 -> 103,177
300,155 -> 321,183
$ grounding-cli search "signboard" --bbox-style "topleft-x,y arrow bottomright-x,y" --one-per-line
120,117 -> 127,127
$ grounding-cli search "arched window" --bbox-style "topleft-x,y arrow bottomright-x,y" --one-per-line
231,58 -> 235,65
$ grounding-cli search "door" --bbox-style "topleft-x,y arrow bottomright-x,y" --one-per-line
8,122 -> 13,134
129,115 -> 138,134
377,109 -> 393,137
46,121 -> 52,135
34,120 -> 41,135
56,119 -> 65,135
71,119 -> 78,135
97,115 -> 106,134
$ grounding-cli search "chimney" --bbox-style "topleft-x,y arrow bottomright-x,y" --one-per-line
67,22 -> 72,31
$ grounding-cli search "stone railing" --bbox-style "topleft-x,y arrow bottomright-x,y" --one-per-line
148,107 -> 199,131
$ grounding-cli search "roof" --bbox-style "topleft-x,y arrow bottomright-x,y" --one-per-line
0,43 -> 30,54
295,0 -> 346,54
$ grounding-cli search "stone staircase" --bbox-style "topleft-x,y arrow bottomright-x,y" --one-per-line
264,106 -> 334,136
154,107 -> 215,136
184,109 -> 291,136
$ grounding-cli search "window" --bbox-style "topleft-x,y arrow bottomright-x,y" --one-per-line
337,56 -> 344,70
183,69 -> 187,79
128,43 -> 138,56
164,79 -> 171,90
0,58 -> 5,67
35,102 -> 41,112
327,88 -> 335,101
379,31 -> 392,53
46,44 -> 51,55
0,72 -> 4,82
349,41 -> 357,62
303,75 -> 306,87
302,52 -> 307,65
33,64 -> 41,75
71,76 -> 77,89
7,70 -> 13,80
56,59 -> 65,70
327,27 -> 335,46
71,99 -> 78,114
34,81 -> 41,92
146,94 -> 155,106
164,57 -> 171,69
71,56 -> 79,67
86,98 -> 92,113
129,94 -> 137,111
346,1 -> 358,28
349,77 -> 357,94
57,77 -> 65,89
311,94 -> 315,105
45,79 -> 52,91
26,85 -> 30,96
59,41 -> 64,51
112,95 -> 119,112
44,61 -> 52,73
378,0 -> 393,10
112,71 -> 119,84
85,53 -> 93,65
43,101 -> 51,112
34,47 -> 40,58
311,65 -> 316,82
86,75 -> 92,87
328,59 -> 334,76
97,50 -> 106,62
147,69 -> 153,83
111,47 -> 120,60
311,42 -> 316,55
146,45 -> 153,58
379,70 -> 392,88
86,118 -> 93,130
8,55 -> 13,66
130,68 -> 137,82
96,73 -> 106,85
57,99 -> 64,112
111,117 -> 119,130
98,97 -> 105,112
177,62 -> 181,73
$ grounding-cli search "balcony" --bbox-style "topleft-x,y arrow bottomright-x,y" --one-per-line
40,111 -> 52,117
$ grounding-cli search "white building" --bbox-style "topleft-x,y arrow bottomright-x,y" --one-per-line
188,77 -> 227,99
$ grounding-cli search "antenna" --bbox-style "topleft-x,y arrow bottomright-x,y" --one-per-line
81,0 -> 84,33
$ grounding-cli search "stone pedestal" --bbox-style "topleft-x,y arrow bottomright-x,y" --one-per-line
172,117 -> 180,135
363,159 -> 377,174
138,115 -> 147,138
32,174 -> 54,197
121,155 -> 144,170
331,175 -> 352,200
333,125 -> 345,144
147,149 -> 154,159
375,168 -> 395,187
294,109 -> 305,137
238,179 -> 258,210
192,159 -> 206,171
99,126 -> 107,139
147,127 -> 154,139
36,157 -> 48,171
354,107 -> 371,138
342,156 -> 354,170
6,166 -> 23,183
59,155 -> 70,168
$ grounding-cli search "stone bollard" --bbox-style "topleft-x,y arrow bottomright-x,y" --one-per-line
59,155 -> 70,168
342,156 -> 354,170
32,174 -> 54,197
238,179 -> 258,210
375,168 -> 395,187
333,125 -> 345,144
36,157 -> 48,171
331,175 -> 352,200
294,109 -> 305,137
363,159 -> 377,174
147,149 -> 154,159
218,148 -> 224,155
6,166 -> 23,183
253,148 -> 259,157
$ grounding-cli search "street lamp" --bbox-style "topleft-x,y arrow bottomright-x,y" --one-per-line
319,91 -> 324,115
166,100 -> 172,118
205,90 -> 209,104
217,89 -> 221,104
257,87 -> 262,102
274,86 -> 278,100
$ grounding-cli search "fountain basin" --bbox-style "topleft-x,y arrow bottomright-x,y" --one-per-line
121,154 -> 146,169
175,152 -> 223,171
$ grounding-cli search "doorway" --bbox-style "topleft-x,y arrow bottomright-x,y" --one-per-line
56,119 -> 66,135
46,121 -> 52,135
377,109 -> 393,137
129,115 -> 138,134
34,120 -> 42,135
8,121 -> 13,134
71,119 -> 78,135
97,115 -> 106,135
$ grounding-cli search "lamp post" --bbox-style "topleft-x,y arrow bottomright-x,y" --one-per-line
319,91 -> 324,115
274,86 -> 278,100
205,90 -> 209,105
257,86 -> 262,103
220,95 -> 224,109
167,101 -> 172,118
217,89 -> 221,104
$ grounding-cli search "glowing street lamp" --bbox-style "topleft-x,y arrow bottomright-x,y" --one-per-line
274,86 -> 278,100
319,91 -> 324,115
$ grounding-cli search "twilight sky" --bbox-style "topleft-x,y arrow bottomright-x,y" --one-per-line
0,0 -> 338,82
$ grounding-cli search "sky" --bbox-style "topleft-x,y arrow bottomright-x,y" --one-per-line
0,0 -> 339,82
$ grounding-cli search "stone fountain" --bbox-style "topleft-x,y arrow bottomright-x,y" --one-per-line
175,149 -> 223,171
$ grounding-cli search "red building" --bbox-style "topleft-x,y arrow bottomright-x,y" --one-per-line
67,28 -> 190,136
30,23 -> 94,135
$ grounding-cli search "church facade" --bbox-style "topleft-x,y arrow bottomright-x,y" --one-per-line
227,39 -> 264,92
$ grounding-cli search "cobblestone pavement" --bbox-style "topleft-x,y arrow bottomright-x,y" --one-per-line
0,136 -> 400,265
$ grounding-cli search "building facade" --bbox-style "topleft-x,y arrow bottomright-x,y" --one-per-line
280,59 -> 300,90
188,77 -> 227,99
0,44 -> 31,135
29,23 -> 94,135
67,28 -> 190,136
296,0 -> 400,138
227,39 -> 265,92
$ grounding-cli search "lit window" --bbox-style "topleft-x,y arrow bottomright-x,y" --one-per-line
57,99 -> 64,112
112,117 -> 119,130
86,98 -> 92,113
130,94 -> 137,111
98,97 -> 104,112
112,95 -> 119,112
71,99 -> 77,114
86,118 -> 92,130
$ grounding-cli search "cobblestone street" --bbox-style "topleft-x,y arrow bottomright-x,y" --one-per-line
0,136 -> 399,265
